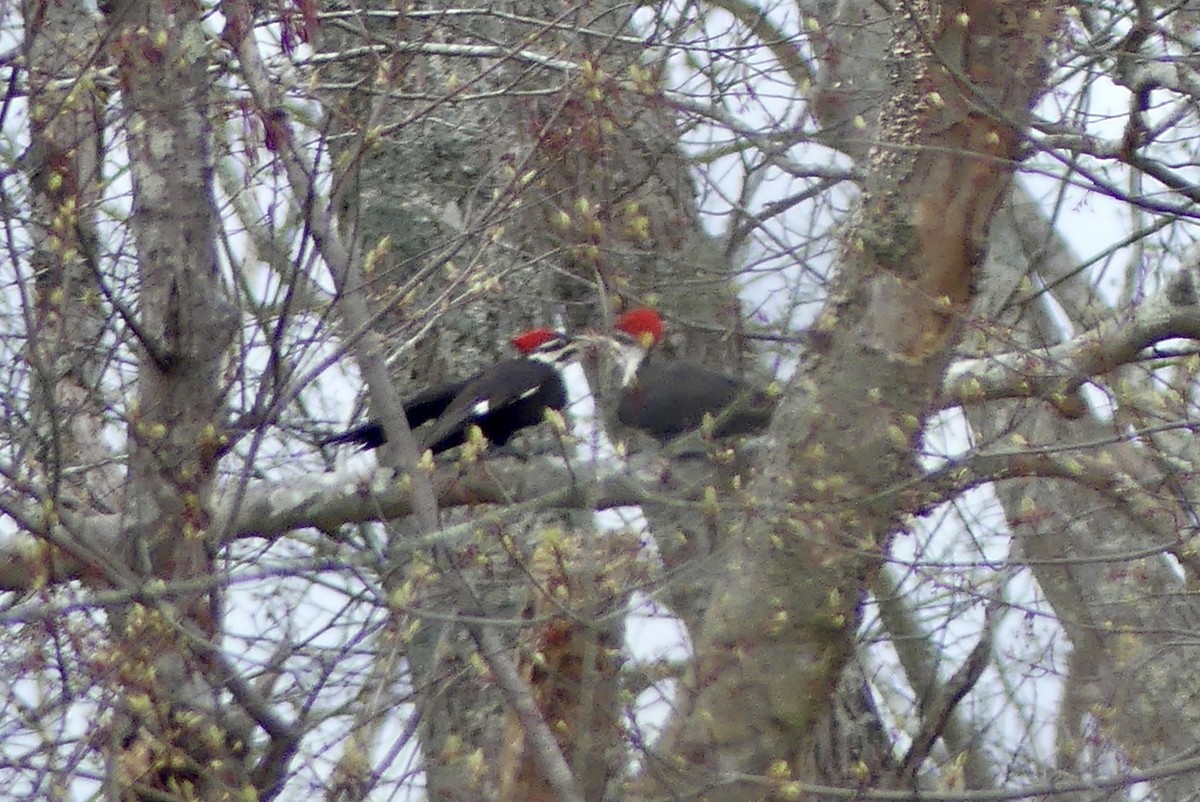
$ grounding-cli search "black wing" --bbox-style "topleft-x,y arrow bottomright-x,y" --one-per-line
402,376 -> 474,427
419,358 -> 566,454
319,421 -> 387,450
319,375 -> 476,450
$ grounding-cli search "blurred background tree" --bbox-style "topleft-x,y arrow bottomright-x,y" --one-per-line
3,1 -> 1200,801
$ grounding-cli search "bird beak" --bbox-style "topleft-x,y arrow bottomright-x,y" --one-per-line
574,332 -> 615,352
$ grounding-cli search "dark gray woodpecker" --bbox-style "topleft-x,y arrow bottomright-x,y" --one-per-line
595,308 -> 775,443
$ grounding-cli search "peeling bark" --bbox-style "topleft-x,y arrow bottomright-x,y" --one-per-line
644,4 -> 1062,797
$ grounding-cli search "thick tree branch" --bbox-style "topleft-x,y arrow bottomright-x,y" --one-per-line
0,452 -> 707,593
941,269 -> 1200,412
646,2 -> 1063,795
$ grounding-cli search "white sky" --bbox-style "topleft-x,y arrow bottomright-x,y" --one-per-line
0,3 -> 1183,798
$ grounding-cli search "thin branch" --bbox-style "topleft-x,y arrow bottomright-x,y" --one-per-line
473,626 -> 586,802
232,25 -> 442,534
874,568 -> 998,789
896,595 -> 1002,782
297,41 -> 580,72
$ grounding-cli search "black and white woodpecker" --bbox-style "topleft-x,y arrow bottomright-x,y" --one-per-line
588,308 -> 775,443
321,328 -> 580,455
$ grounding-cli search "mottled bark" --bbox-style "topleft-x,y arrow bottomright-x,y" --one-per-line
108,0 -> 229,597
643,3 -> 1061,798
22,0 -> 117,513
811,0 -> 1200,797
102,0 -> 241,798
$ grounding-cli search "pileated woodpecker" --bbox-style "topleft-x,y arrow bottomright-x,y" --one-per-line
597,308 -> 775,443
319,379 -> 470,451
321,328 -> 579,455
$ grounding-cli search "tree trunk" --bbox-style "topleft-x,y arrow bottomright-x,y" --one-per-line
644,3 -> 1062,797
101,1 -> 242,798
809,0 -> 1200,796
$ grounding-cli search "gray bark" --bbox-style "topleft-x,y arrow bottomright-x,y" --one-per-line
101,1 -> 242,798
643,3 -> 1061,798
22,0 -> 117,513
810,0 -> 1200,796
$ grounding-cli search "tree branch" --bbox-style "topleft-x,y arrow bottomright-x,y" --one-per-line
0,453 -> 682,589
896,595 -> 1001,782
874,569 -> 998,789
473,625 -> 586,802
940,269 -> 1200,412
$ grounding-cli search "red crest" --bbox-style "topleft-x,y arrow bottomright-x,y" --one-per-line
614,308 -> 665,347
509,327 -> 562,354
